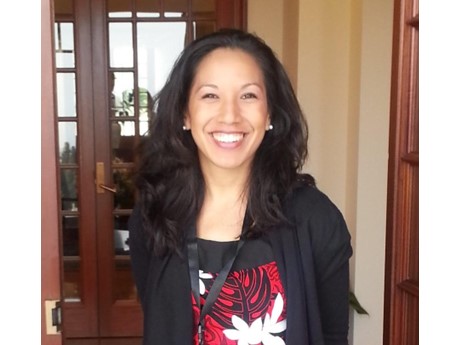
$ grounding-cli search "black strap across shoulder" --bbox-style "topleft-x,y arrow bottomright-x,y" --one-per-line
187,225 -> 247,345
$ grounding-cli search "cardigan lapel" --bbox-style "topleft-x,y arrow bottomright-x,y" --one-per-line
269,223 -> 311,345
143,241 -> 194,345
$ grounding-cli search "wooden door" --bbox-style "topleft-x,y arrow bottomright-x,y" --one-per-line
52,0 -> 247,343
383,0 -> 419,344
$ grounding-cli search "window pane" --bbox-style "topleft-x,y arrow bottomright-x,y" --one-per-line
107,0 -> 132,18
109,23 -> 134,68
58,121 -> 77,164
55,22 -> 75,68
137,22 -> 186,98
136,0 -> 160,17
57,73 -> 76,117
60,168 -> 78,211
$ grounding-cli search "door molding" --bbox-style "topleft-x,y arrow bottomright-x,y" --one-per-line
383,0 -> 419,343
42,0 -> 63,343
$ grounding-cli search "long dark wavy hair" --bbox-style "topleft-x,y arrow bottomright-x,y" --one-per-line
135,28 -> 310,256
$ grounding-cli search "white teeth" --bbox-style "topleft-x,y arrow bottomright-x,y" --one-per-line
212,132 -> 244,143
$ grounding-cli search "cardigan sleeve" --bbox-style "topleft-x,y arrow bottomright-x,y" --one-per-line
128,204 -> 151,306
295,187 -> 353,345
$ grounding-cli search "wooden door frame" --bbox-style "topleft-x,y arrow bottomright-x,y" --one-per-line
42,0 -> 63,344
383,0 -> 419,343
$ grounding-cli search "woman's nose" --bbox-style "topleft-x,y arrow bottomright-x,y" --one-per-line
218,98 -> 241,124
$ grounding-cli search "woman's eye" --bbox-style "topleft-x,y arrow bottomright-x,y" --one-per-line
241,93 -> 257,100
202,93 -> 218,99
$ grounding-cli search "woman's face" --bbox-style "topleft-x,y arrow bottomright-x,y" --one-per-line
185,48 -> 270,175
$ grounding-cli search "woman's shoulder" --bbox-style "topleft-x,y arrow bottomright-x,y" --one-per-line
286,181 -> 347,233
286,174 -> 341,220
285,174 -> 352,257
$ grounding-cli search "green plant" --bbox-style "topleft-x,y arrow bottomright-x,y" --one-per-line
349,291 -> 369,315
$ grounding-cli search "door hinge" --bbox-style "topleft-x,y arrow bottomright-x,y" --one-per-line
45,300 -> 62,334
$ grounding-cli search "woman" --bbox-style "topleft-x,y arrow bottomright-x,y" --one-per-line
129,28 -> 352,345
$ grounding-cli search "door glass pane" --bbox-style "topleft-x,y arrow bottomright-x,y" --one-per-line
63,257 -> 82,302
114,214 -> 135,301
109,23 -> 134,67
113,120 -> 136,162
113,257 -> 137,301
193,21 -> 216,40
113,167 -> 135,209
60,168 -> 78,211
63,215 -> 79,255
139,118 -> 150,136
140,87 -> 154,123
63,214 -> 81,303
57,73 -> 76,117
137,22 -> 186,98
114,214 -> 137,301
110,72 -> 134,117
107,0 -> 133,18
55,22 -> 75,68
164,0 -> 187,17
136,0 -> 160,17
58,121 -> 77,164
114,215 -> 130,254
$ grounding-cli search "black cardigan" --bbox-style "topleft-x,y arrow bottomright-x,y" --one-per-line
129,184 -> 353,345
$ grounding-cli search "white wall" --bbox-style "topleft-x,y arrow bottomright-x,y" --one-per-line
352,0 -> 393,343
248,1 -> 394,344
247,0 -> 284,60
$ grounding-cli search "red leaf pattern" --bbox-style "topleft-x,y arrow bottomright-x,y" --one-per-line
192,261 -> 287,345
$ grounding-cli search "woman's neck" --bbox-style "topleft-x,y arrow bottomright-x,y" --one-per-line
197,164 -> 250,241
200,162 -> 250,201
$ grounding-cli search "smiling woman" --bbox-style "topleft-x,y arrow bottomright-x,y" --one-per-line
129,29 -> 352,345
185,48 -> 270,175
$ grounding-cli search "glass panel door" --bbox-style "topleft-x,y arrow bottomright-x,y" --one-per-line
54,0 -> 244,341
55,0 -> 100,338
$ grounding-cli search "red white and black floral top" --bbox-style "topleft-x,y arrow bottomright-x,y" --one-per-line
192,237 -> 287,345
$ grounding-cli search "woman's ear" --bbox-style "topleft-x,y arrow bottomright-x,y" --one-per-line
183,113 -> 191,130
265,116 -> 273,131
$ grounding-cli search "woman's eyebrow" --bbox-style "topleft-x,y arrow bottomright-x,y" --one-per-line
241,82 -> 264,90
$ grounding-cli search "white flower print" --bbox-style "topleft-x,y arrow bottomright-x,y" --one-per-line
223,293 -> 287,345
199,270 -> 213,295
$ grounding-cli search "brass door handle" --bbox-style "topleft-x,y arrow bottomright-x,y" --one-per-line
99,184 -> 117,193
96,162 -> 116,194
